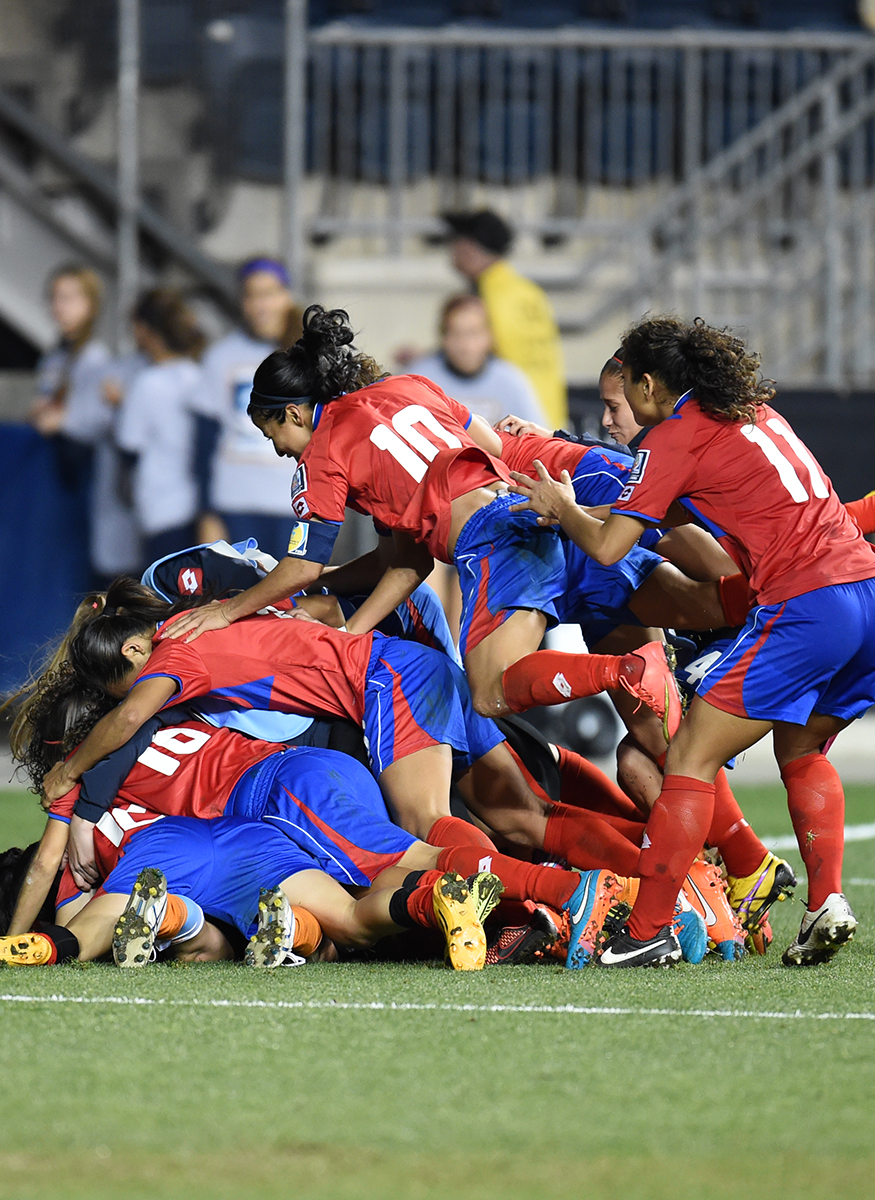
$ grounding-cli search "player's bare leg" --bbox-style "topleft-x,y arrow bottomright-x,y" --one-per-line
626,562 -> 726,631
463,608 -> 548,716
377,743 -> 456,839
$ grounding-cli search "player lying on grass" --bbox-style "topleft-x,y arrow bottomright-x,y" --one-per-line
160,305 -> 678,733
3,673 -> 650,971
39,582 -> 680,908
510,315 -> 875,968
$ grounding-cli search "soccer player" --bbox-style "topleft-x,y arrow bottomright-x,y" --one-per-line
161,305 -> 678,734
511,315 -> 875,967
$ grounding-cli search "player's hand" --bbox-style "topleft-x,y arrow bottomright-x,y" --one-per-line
494,414 -> 552,439
68,814 -> 100,891
42,762 -> 79,804
162,599 -> 232,643
508,460 -> 576,525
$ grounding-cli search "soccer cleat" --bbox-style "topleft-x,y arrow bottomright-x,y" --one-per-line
112,867 -> 167,968
598,924 -> 683,968
618,641 -> 683,742
782,893 -> 857,967
485,907 -> 558,966
433,872 -> 492,971
745,916 -> 773,956
671,897 -> 708,964
245,887 -> 307,968
563,869 -> 625,969
726,852 -> 797,932
466,872 -> 505,927
681,859 -> 745,961
0,933 -> 56,966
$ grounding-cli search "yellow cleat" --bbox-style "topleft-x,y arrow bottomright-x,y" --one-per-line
0,933 -> 56,966
726,852 -> 797,933
433,872 -> 492,971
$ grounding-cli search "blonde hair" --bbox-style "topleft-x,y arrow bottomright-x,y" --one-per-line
48,264 -> 104,350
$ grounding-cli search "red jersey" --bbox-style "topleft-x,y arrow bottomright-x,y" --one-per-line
50,720 -> 283,896
292,375 -> 511,562
143,610 -> 376,722
612,396 -> 875,604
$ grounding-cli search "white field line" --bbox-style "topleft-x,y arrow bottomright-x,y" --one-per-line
766,822 -> 875,851
0,993 -> 873,1021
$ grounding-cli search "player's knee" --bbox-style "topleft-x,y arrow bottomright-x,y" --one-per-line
470,683 -> 510,718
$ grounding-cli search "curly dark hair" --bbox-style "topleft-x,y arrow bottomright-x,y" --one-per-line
13,661 -> 113,794
248,305 -> 384,425
619,316 -> 775,423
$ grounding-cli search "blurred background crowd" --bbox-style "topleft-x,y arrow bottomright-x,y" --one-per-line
3,1 -> 875,699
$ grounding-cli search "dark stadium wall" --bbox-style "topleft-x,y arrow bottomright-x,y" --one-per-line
568,387 -> 875,506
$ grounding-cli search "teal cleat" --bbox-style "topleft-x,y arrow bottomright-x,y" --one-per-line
671,899 -> 708,964
563,870 -> 623,969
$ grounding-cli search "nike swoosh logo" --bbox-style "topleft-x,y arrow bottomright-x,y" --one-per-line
684,878 -> 718,928
570,877 -> 594,925
600,941 -> 670,965
796,904 -> 832,945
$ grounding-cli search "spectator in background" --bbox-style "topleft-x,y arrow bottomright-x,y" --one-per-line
408,294 -> 548,428
189,258 -> 304,560
442,209 -> 568,430
116,289 -> 205,566
29,265 -> 140,585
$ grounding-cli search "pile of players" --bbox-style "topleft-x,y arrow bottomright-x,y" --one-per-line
4,309 -> 874,975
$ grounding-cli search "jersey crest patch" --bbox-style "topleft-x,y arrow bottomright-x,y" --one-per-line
291,463 -> 308,498
292,494 -> 310,518
177,567 -> 204,595
287,521 -> 310,556
628,448 -> 650,485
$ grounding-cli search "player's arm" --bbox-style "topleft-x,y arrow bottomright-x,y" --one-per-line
42,677 -> 177,802
845,490 -> 875,535
494,414 -> 552,439
344,530 -> 434,637
465,413 -> 503,458
6,816 -> 69,935
509,460 -> 645,565
67,716 -> 165,890
653,525 -> 739,582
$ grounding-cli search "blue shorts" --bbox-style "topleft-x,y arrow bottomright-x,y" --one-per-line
557,541 -> 664,647
454,493 -> 565,657
363,636 -> 505,776
99,816 -> 318,939
227,746 -> 416,887
696,578 -> 875,723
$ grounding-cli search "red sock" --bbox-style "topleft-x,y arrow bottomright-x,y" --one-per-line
435,846 -> 576,911
555,745 -> 646,821
707,769 -> 768,878
627,775 -> 715,941
544,804 -> 641,875
501,650 -> 623,713
405,881 -> 441,930
427,816 -> 496,852
781,753 -> 845,910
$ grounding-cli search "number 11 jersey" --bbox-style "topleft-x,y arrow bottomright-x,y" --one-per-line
291,374 -> 511,563
611,394 -> 875,605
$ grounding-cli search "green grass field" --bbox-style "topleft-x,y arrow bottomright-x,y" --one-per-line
2,784 -> 874,1200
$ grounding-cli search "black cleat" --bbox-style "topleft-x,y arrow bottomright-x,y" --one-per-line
598,924 -> 682,968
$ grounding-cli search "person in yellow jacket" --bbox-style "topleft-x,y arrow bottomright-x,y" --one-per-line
442,209 -> 568,429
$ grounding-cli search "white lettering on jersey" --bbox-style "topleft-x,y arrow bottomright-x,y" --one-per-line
97,804 -> 164,848
740,419 -> 827,503
369,404 -> 462,482
137,727 -> 212,777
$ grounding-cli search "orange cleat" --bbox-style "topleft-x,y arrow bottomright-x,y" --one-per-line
433,872 -> 492,971
618,641 -> 683,741
680,859 -> 745,961
0,933 -> 56,966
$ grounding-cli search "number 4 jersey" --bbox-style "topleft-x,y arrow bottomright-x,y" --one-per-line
290,374 -> 511,563
611,395 -> 875,605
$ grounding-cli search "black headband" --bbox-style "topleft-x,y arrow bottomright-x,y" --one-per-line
249,389 -> 314,409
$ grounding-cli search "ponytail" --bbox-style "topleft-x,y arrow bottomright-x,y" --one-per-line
248,305 -> 384,424
69,577 -> 171,694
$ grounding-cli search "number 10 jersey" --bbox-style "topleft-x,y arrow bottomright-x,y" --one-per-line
291,374 -> 511,562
